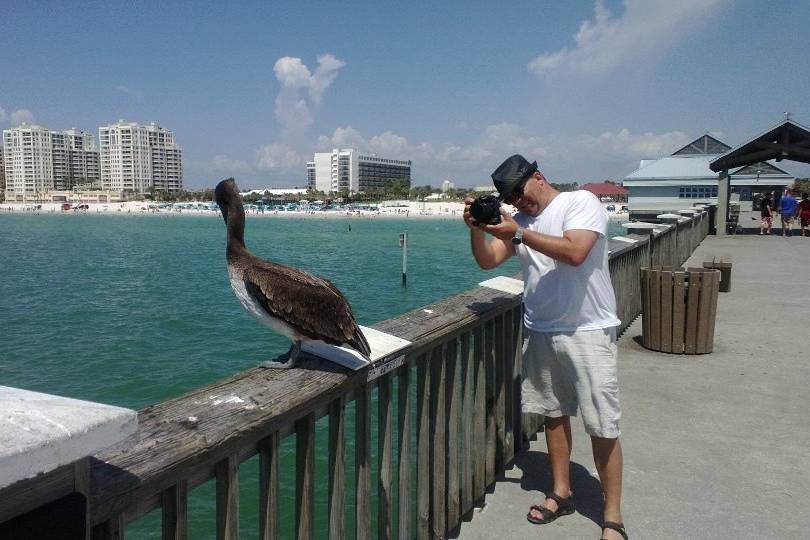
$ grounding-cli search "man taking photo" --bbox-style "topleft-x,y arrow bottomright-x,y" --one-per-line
463,154 -> 626,540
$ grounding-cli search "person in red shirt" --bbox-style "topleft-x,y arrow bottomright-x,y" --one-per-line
799,192 -> 810,237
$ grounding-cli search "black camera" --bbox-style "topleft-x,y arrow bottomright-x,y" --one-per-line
470,195 -> 502,225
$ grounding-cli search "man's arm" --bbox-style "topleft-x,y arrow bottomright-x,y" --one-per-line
463,198 -> 515,269
480,209 -> 599,267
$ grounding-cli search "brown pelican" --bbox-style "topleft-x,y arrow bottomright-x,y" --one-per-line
215,178 -> 371,367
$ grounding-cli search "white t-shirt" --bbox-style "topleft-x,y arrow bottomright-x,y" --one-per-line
513,191 -> 620,332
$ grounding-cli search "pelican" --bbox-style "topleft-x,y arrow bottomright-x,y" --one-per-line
215,178 -> 371,367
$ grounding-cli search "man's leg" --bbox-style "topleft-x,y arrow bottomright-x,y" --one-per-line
527,415 -> 573,522
546,415 -> 573,498
592,436 -> 624,539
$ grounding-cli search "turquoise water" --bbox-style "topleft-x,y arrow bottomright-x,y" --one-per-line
0,212 -> 623,538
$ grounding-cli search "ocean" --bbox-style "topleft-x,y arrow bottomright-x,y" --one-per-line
0,212 -> 624,538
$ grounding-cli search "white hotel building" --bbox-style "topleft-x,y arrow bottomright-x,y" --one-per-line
99,121 -> 182,194
2,124 -> 100,198
306,148 -> 411,194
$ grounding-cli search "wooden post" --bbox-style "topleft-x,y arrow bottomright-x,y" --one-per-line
399,232 -> 408,286
717,169 -> 730,236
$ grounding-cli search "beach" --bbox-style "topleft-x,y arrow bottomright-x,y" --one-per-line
0,199 -> 630,221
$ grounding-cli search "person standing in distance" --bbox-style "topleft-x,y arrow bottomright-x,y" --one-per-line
777,187 -> 798,237
463,155 -> 626,540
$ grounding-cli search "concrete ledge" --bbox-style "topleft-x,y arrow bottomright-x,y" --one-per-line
0,386 -> 137,489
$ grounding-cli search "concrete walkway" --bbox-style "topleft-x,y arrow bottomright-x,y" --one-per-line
458,233 -> 810,539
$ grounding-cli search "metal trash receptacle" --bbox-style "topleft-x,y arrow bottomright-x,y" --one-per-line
640,266 -> 720,354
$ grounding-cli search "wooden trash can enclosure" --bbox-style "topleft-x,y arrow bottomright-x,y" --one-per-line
640,266 -> 720,354
703,258 -> 732,292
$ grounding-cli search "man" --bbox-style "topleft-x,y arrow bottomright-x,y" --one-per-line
777,188 -> 798,237
759,193 -> 773,235
798,192 -> 810,237
464,155 -> 626,540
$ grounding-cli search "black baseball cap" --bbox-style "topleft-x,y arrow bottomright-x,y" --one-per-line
491,154 -> 538,201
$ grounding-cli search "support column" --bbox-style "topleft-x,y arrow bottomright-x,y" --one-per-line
717,169 -> 730,236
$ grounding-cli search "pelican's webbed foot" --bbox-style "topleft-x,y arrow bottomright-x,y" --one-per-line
259,342 -> 301,370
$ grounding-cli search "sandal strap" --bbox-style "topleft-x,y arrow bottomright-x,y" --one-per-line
602,521 -> 628,540
547,492 -> 572,506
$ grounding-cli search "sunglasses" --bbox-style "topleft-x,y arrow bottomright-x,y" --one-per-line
504,175 -> 531,205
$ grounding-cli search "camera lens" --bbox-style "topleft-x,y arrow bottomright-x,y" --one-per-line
470,195 -> 502,224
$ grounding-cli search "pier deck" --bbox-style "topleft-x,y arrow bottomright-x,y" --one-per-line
459,233 -> 810,539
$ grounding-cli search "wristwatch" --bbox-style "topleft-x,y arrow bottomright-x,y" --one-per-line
511,227 -> 524,245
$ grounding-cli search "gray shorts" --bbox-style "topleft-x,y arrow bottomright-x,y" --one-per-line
522,327 -> 621,438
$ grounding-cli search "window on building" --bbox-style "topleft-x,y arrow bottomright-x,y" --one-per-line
679,186 -> 718,199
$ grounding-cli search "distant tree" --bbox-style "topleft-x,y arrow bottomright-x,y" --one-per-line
794,178 -> 810,195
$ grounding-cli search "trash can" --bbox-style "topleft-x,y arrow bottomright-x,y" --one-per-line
702,258 -> 732,293
640,266 -> 720,354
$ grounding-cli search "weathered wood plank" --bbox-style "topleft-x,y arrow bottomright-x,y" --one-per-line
355,386 -> 370,540
660,270 -> 673,353
259,433 -> 280,540
503,308 -> 515,464
296,415 -> 315,540
92,514 -> 124,540
640,268 -> 649,348
328,398 -> 345,540
397,365 -> 411,540
446,337 -> 461,530
685,271 -> 701,354
430,343 -> 447,538
378,373 -> 393,540
0,461 -> 76,524
672,272 -> 686,353
705,269 -> 720,353
696,270 -> 717,353
649,268 -> 661,350
215,454 -> 239,540
485,319 -> 496,489
416,355 -> 431,539
460,332 -> 474,515
494,314 -> 506,473
472,325 -> 486,501
161,479 -> 187,540
511,306 -> 523,456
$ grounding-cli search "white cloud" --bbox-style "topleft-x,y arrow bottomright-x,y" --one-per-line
273,53 -> 345,135
528,0 -> 726,77
10,109 -> 34,125
116,85 -> 144,102
256,143 -> 302,171
311,124 -> 691,186
575,128 -> 691,160
211,154 -> 254,175
0,107 -> 6,122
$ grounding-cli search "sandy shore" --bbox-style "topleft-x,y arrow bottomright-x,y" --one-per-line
0,200 -> 629,221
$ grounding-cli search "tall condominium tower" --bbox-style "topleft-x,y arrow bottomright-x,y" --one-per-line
2,124 -> 100,195
99,121 -> 183,194
51,128 -> 100,190
3,124 -> 53,195
307,148 -> 411,194
0,147 -> 5,193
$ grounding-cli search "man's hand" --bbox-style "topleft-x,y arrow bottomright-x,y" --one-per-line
480,207 -> 519,241
463,197 -> 481,230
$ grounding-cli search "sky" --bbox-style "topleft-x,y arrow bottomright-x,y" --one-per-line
2,0 -> 810,190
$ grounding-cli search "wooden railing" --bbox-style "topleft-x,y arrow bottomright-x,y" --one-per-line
2,211 -> 709,540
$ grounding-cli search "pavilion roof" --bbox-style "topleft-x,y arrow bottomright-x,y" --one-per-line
710,118 -> 810,172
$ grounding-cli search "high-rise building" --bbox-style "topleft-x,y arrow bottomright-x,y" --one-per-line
307,148 -> 411,194
0,147 -> 5,193
3,124 -> 54,196
51,128 -> 100,190
2,124 -> 100,196
99,120 -> 182,194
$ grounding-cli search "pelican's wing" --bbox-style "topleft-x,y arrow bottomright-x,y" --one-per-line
242,258 -> 371,356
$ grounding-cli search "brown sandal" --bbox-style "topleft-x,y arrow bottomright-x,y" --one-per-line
526,492 -> 575,525
601,521 -> 628,539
